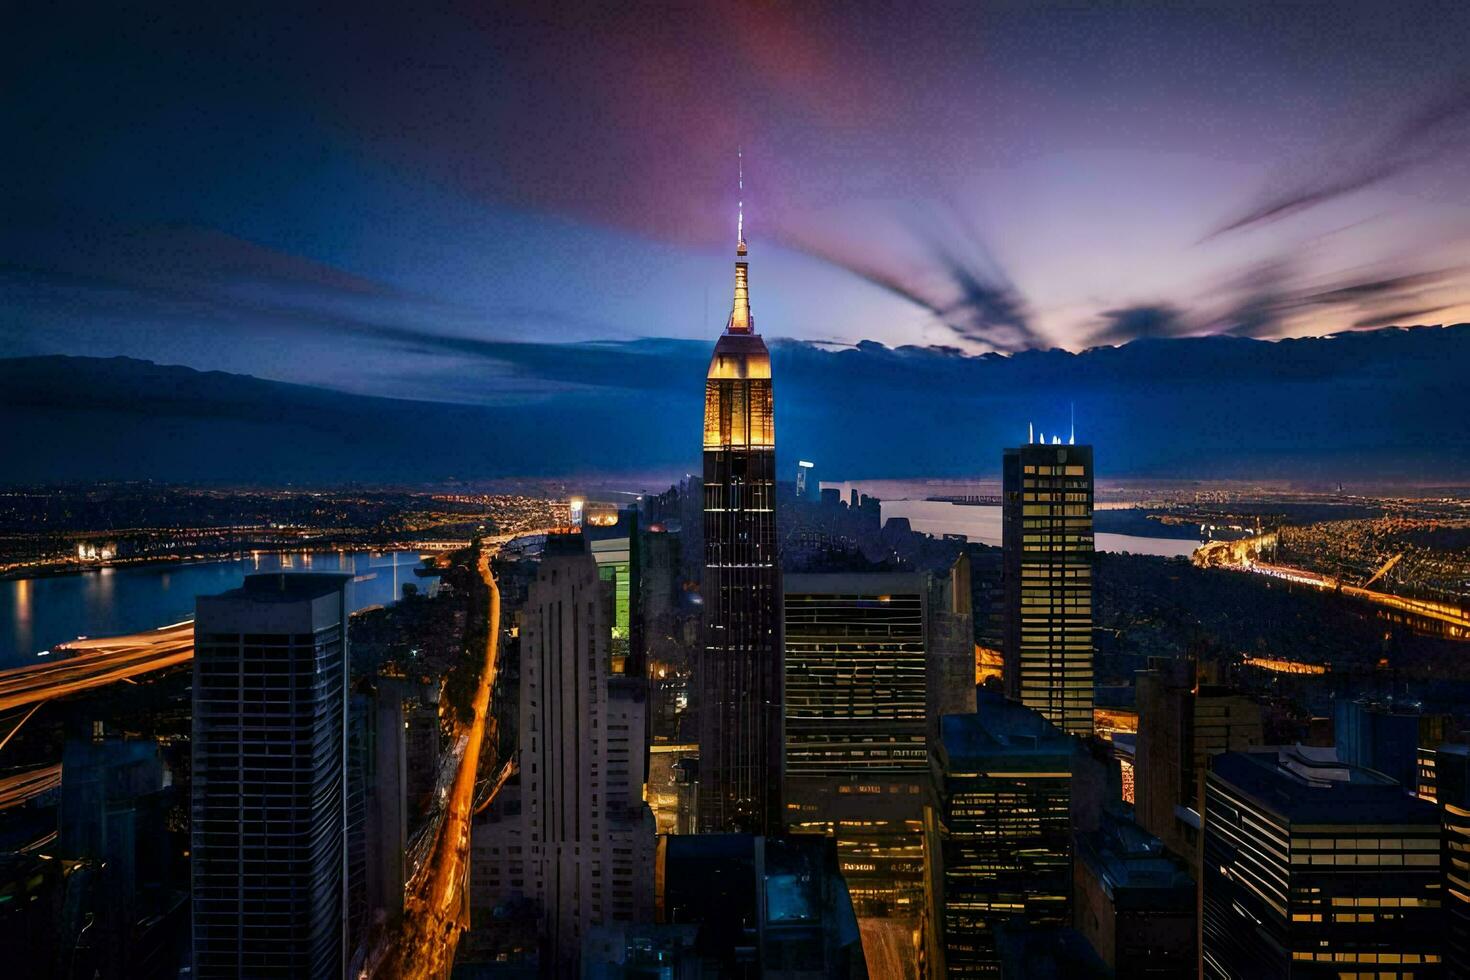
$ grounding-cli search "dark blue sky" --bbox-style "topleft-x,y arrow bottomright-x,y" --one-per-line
4,2 -> 1470,405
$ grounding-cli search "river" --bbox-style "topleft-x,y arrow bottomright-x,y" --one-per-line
0,550 -> 437,669
878,500 -> 1202,559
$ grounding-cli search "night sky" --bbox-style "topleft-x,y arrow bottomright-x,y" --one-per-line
5,3 -> 1470,405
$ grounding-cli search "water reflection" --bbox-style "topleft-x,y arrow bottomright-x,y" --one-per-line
11,578 -> 32,656
0,550 -> 436,668
878,500 -> 1200,558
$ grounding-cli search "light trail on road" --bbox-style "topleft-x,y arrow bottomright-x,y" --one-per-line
0,622 -> 195,712
0,763 -> 62,809
373,548 -> 502,979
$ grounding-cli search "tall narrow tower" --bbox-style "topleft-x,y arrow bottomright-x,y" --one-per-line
698,163 -> 783,834
192,573 -> 351,980
1002,437 -> 1095,734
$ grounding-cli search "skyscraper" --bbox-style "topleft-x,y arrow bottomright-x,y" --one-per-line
783,571 -> 930,921
924,691 -> 1075,977
699,195 -> 782,834
1002,438 -> 1095,734
191,573 -> 351,980
1201,747 -> 1443,978
1134,657 -> 1262,876
469,534 -> 653,974
1433,743 -> 1470,978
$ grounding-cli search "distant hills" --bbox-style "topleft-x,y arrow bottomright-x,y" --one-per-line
3,324 -> 1468,486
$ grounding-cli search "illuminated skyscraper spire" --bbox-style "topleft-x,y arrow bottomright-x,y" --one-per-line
701,150 -> 780,834
728,149 -> 752,333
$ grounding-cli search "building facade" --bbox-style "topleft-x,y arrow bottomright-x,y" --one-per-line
469,535 -> 654,974
191,573 -> 351,980
1135,657 -> 1263,875
1073,809 -> 1196,978
1434,744 -> 1470,979
925,691 -> 1075,977
699,224 -> 783,834
1202,747 -> 1443,978
783,571 -> 931,922
1002,440 -> 1095,734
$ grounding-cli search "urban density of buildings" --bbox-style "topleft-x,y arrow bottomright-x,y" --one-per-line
4,212 -> 1470,980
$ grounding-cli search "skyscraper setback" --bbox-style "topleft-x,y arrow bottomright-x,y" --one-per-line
1003,439 -> 1095,734
698,206 -> 783,834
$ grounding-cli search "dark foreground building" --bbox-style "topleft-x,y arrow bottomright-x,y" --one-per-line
699,218 -> 783,834
1335,697 -> 1450,790
652,834 -> 866,977
192,573 -> 351,979
925,692 -> 1075,977
1202,746 -> 1443,979
1134,657 -> 1263,876
1073,809 -> 1196,978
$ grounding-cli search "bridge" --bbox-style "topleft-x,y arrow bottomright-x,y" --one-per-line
1245,561 -> 1470,639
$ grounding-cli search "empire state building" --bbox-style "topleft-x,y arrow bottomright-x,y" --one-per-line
697,201 -> 783,835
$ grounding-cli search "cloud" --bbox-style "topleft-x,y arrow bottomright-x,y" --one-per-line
0,219 -> 665,397
9,323 -> 1470,485
776,204 -> 1042,353
1209,259 -> 1461,338
1350,306 -> 1449,329
1088,304 -> 1188,345
1207,77 -> 1470,239
916,218 -> 1038,351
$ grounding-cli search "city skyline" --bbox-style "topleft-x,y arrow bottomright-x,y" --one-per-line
5,6 -> 1470,979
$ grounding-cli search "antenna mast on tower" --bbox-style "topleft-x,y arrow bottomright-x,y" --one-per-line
737,147 -> 745,250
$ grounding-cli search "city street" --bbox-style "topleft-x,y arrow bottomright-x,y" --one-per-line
375,548 -> 502,979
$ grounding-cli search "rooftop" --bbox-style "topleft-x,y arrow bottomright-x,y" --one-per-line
220,572 -> 353,602
940,691 -> 1072,765
1076,811 -> 1193,899
1209,746 -> 1437,825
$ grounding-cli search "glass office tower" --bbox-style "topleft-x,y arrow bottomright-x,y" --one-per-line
1002,440 -> 1095,734
192,573 -> 351,980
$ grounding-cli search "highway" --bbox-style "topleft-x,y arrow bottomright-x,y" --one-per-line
0,763 -> 62,810
0,533 -> 546,715
0,621 -> 195,712
372,547 -> 502,979
405,734 -> 469,887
